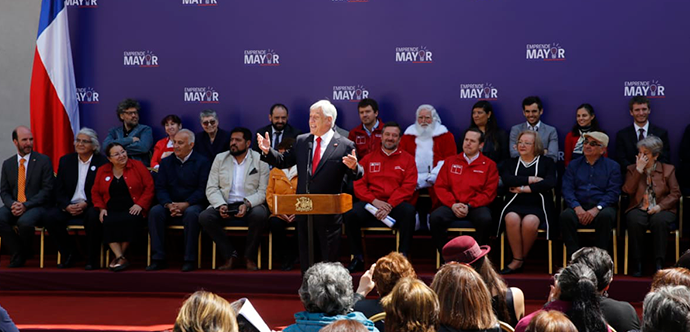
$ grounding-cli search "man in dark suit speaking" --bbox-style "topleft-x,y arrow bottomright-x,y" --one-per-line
258,100 -> 363,272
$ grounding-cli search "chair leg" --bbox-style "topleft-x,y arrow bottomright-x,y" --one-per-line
197,232 -> 202,269
613,229 -> 618,275
147,233 -> 151,266
548,240 -> 553,274
40,228 -> 45,269
258,244 -> 262,270
395,230 -> 400,253
500,232 -> 505,270
212,242 -> 216,270
562,243 -> 567,268
436,251 -> 440,269
624,230 -> 628,275
100,244 -> 104,268
268,231 -> 273,271
676,230 -> 680,262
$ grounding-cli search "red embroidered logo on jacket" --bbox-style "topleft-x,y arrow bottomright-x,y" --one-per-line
356,135 -> 366,145
369,162 -> 381,173
450,164 -> 463,175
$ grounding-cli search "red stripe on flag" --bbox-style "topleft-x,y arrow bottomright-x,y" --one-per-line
30,47 -> 74,172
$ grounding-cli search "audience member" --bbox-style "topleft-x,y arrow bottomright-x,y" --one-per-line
199,127 -> 269,271
0,126 -> 54,268
173,290 -> 238,332
430,128 -> 498,249
564,104 -> 604,166
560,132 -> 621,258
0,304 -> 19,332
151,114 -> 182,170
322,320 -> 370,332
381,277 -> 439,332
46,128 -> 107,269
348,98 -> 384,159
525,311 -> 577,332
284,262 -> 379,332
499,130 -> 556,274
103,98 -> 153,166
92,142 -> 155,271
570,247 -> 640,332
615,95 -> 671,173
515,263 -> 608,332
147,129 -> 210,272
676,249 -> 690,269
253,103 -> 301,152
195,109 -> 231,161
229,298 -> 261,332
442,236 -> 524,326
431,262 -> 500,332
509,96 -> 559,162
346,122 -> 417,272
622,135 -> 680,276
469,101 -> 509,167
265,137 -> 298,271
651,267 -> 690,290
641,285 -> 690,332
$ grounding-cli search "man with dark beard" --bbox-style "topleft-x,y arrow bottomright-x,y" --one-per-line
252,104 -> 302,152
198,127 -> 269,271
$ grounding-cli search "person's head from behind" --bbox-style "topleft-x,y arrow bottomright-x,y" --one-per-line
299,262 -> 354,316
553,263 -> 607,332
174,291 -> 237,332
321,320 -> 369,332
431,262 -> 496,330
570,247 -> 613,293
229,298 -> 259,332
372,252 -> 417,298
381,277 -> 439,332
525,310 -> 577,332
642,285 -> 690,332
677,249 -> 690,270
651,267 -> 690,291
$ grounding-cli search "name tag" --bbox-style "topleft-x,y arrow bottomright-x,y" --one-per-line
473,170 -> 484,173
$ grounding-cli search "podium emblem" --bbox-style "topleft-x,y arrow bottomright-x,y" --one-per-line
295,197 -> 314,212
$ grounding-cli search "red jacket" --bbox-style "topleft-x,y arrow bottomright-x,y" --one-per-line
399,131 -> 457,168
434,153 -> 499,208
91,159 -> 155,215
151,137 -> 174,169
354,148 -> 417,207
348,120 -> 384,158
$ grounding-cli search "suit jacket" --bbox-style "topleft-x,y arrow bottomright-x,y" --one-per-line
261,130 -> 364,195
509,122 -> 559,162
54,152 -> 108,210
206,149 -> 269,209
252,123 -> 302,152
0,152 -> 54,209
615,123 -> 670,172
194,128 -> 232,161
155,151 -> 210,207
622,162 -> 680,214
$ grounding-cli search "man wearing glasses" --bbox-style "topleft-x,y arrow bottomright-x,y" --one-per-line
194,109 -> 231,161
560,132 -> 621,258
103,98 -> 153,166
46,128 -> 108,269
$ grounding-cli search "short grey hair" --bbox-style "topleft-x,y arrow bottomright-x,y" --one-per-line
642,285 -> 690,332
76,127 -> 100,153
637,135 -> 664,157
176,129 -> 195,144
199,109 -> 217,121
298,262 -> 354,316
416,104 -> 442,124
310,100 -> 337,129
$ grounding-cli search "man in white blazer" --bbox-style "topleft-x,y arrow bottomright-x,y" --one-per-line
199,127 -> 269,271
509,96 -> 559,162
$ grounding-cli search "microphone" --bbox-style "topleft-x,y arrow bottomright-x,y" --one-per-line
306,139 -> 313,194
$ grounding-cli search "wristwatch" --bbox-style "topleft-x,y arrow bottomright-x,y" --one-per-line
597,205 -> 603,211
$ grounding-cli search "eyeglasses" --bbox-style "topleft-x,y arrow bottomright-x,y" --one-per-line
583,140 -> 603,147
202,120 -> 217,126
109,151 -> 127,158
517,141 -> 534,146
75,139 -> 92,145
122,111 -> 138,116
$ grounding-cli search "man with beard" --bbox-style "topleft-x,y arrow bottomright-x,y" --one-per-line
103,98 -> 153,166
400,104 -> 457,222
509,96 -> 559,162
195,109 -> 232,161
0,126 -> 54,267
345,122 -> 417,272
348,98 -> 384,159
253,104 -> 302,152
199,127 -> 269,271
615,95 -> 670,173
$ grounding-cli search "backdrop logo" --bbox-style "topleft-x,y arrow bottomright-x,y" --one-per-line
526,43 -> 566,61
76,87 -> 99,104
395,46 -> 433,63
459,83 -> 498,100
333,85 -> 369,102
123,51 -> 159,67
182,0 -> 217,6
184,87 -> 220,103
624,80 -> 666,98
332,0 -> 369,3
64,0 -> 98,7
244,49 -> 280,66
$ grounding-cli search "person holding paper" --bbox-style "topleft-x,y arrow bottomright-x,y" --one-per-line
345,122 -> 417,272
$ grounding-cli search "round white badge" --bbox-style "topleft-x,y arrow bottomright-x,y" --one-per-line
105,176 -> 111,182
91,166 -> 96,171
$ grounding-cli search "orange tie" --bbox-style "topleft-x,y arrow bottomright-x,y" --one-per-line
17,159 -> 26,202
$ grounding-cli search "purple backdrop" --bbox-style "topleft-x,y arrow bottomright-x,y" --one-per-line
67,0 -> 690,163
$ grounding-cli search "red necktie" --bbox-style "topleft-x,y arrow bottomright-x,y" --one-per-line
638,128 -> 645,141
312,137 -> 322,174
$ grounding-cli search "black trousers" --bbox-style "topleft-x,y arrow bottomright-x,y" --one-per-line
44,206 -> 100,261
198,205 -> 269,261
345,201 -> 416,256
626,209 -> 675,263
297,214 -> 343,274
0,206 -> 46,259
269,216 -> 298,264
560,204 -> 616,258
148,204 -> 204,262
429,205 -> 492,254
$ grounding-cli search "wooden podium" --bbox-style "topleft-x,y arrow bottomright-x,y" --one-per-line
274,193 -> 353,266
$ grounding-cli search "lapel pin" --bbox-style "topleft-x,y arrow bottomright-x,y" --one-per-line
91,166 -> 96,171
105,176 -> 111,182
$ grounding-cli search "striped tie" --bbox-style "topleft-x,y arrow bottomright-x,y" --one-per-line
17,159 -> 26,202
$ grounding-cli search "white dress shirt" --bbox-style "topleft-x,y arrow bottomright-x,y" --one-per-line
227,155 -> 248,203
70,154 -> 93,203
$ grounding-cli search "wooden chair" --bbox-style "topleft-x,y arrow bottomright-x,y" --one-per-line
211,226 -> 261,270
3,226 -> 45,268
146,225 -> 202,269
500,228 -> 553,274
368,312 -> 386,323
268,226 -> 295,270
499,321 -> 515,332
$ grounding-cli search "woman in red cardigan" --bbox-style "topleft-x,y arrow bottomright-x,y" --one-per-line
92,142 -> 155,271
564,104 -> 604,166
150,114 -> 182,170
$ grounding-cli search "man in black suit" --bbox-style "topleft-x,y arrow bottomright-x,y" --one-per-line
194,109 -> 232,161
0,126 -> 54,267
252,103 -> 302,152
46,128 -> 108,269
258,100 -> 363,273
615,95 -> 671,173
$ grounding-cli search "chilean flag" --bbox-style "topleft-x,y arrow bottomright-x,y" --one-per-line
30,0 -> 79,171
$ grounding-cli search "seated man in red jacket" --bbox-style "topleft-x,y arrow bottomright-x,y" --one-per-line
345,122 -> 417,272
430,128 -> 498,257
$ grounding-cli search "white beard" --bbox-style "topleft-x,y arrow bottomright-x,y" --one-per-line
416,122 -> 434,138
